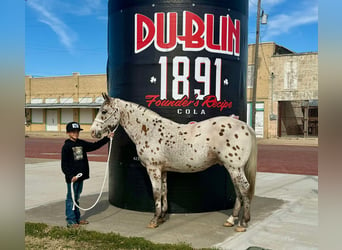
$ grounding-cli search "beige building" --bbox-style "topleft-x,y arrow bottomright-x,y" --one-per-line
269,52 -> 318,138
25,72 -> 107,133
247,42 -> 317,138
25,42 -> 318,138
247,42 -> 294,138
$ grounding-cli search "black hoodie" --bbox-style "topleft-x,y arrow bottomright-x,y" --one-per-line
61,137 -> 109,183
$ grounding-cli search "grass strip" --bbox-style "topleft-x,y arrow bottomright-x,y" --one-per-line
26,222 -> 214,250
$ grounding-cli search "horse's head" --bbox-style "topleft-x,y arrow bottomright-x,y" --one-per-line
90,93 -> 120,138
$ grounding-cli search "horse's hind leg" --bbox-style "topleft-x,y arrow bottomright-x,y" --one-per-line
224,168 -> 251,232
234,172 -> 251,232
159,171 -> 168,223
224,193 -> 241,227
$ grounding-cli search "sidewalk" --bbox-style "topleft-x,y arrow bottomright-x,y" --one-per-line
25,160 -> 318,249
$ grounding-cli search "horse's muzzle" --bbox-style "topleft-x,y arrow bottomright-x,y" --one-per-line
91,130 -> 102,139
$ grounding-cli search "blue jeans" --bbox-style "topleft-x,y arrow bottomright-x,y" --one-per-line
65,181 -> 83,225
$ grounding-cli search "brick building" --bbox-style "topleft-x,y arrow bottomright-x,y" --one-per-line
25,43 -> 318,138
269,52 -> 318,137
25,72 -> 107,132
246,42 -> 295,138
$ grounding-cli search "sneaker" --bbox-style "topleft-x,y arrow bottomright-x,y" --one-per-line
67,223 -> 80,228
78,220 -> 89,225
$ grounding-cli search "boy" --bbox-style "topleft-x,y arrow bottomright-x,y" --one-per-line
61,121 -> 112,228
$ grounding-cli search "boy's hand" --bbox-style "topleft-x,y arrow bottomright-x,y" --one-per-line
71,173 -> 83,182
107,132 -> 115,138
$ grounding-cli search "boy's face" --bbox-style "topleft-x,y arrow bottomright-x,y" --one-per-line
67,130 -> 80,141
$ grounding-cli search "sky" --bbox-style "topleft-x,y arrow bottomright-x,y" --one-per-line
25,0 -> 318,77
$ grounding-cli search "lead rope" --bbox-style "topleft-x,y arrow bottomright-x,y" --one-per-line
71,130 -> 115,211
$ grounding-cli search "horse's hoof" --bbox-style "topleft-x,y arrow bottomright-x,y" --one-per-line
147,222 -> 158,229
157,217 -> 166,224
223,222 -> 234,227
235,226 -> 247,232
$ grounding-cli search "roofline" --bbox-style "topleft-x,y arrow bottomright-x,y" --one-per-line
248,42 -> 295,54
25,103 -> 102,109
25,72 -> 106,79
272,51 -> 318,57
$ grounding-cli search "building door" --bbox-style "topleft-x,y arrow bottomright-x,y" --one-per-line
46,110 -> 58,131
247,102 -> 264,138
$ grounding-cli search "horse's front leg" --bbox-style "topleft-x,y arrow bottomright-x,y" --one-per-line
146,166 -> 163,228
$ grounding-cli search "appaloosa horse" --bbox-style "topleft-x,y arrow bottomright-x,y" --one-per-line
90,93 -> 257,232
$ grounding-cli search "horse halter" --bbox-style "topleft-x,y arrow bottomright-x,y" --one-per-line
94,109 -> 117,124
94,111 -> 119,133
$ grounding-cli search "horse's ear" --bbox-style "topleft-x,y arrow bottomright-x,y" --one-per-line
102,93 -> 110,103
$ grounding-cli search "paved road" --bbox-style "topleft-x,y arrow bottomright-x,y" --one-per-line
25,137 -> 318,176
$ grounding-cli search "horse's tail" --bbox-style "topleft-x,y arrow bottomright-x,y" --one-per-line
244,127 -> 257,201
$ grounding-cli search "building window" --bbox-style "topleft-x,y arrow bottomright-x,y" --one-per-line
79,109 -> 93,124
45,98 -> 57,104
247,65 -> 254,88
79,97 -> 92,103
95,96 -> 104,103
61,109 -> 73,124
31,109 -> 43,124
284,61 -> 298,89
31,98 -> 43,104
60,97 -> 73,104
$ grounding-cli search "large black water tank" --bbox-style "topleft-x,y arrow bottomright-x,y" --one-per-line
107,0 -> 248,213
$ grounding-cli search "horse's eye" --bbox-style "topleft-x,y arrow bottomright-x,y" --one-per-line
101,110 -> 108,115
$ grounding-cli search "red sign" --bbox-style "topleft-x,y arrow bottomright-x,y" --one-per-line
135,11 -> 240,56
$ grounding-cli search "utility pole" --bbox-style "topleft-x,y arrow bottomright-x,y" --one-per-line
251,0 -> 262,130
